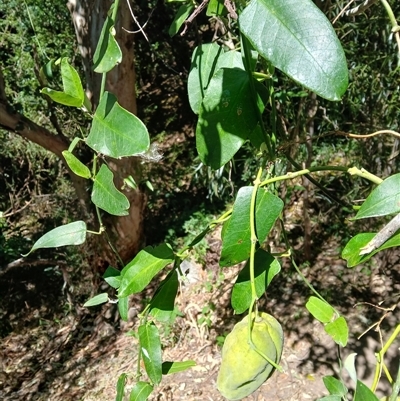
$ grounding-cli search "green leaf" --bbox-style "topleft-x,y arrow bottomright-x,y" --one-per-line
41,58 -> 84,107
324,317 -> 348,347
138,323 -> 162,385
83,292 -> 109,307
196,68 -> 268,169
342,232 -> 400,267
231,249 -> 281,314
22,221 -> 86,256
355,173 -> 400,219
306,296 -> 335,324
91,164 -> 130,216
118,296 -> 129,321
162,360 -> 196,375
187,43 -> 223,114
239,0 -> 348,100
206,0 -> 227,16
149,270 -> 179,322
316,397 -> 342,401
62,151 -> 91,179
129,382 -> 153,401
322,376 -> 348,396
119,244 -> 174,298
354,380 -> 380,401
344,353 -> 358,383
60,58 -> 84,103
103,266 -> 121,289
220,187 -> 284,267
116,373 -> 127,401
93,16 -> 122,73
215,50 -> 245,71
169,4 -> 194,37
86,91 -> 150,158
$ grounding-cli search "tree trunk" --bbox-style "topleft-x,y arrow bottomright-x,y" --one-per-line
0,1 -> 145,265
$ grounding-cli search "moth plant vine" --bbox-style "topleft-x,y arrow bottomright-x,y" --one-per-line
22,0 -> 400,400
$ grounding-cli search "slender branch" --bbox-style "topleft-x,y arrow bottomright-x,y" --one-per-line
181,0 -> 209,36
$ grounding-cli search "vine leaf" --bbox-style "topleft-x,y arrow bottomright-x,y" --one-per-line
118,296 -> 129,321
324,316 -> 348,347
91,164 -> 130,216
322,376 -> 348,397
162,360 -> 197,375
138,323 -> 163,385
239,0 -> 348,100
83,292 -> 109,307
196,68 -> 268,169
41,58 -> 84,107
355,173 -> 400,219
354,380 -> 379,401
103,266 -> 121,289
119,244 -> 174,298
342,231 -> 400,267
149,270 -> 179,322
129,382 -> 153,401
22,220 -> 87,256
220,187 -> 284,267
188,43 -> 223,114
306,296 -> 335,324
86,91 -> 149,158
231,249 -> 281,314
93,16 -> 122,73
169,4 -> 194,37
116,373 -> 128,401
62,151 -> 91,179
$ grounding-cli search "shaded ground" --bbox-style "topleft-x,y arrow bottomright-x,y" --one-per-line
1,219 -> 400,400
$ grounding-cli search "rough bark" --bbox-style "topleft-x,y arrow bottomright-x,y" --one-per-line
67,0 -> 144,263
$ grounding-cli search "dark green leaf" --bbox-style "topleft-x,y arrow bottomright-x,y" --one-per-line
118,296 -> 129,321
239,0 -> 348,100
103,266 -> 121,289
162,360 -> 196,375
129,382 -> 153,401
355,173 -> 400,219
93,16 -> 122,73
220,187 -> 283,266
324,317 -> 348,347
169,4 -> 194,37
22,221 -> 86,256
86,91 -> 149,158
196,68 -> 268,169
306,296 -> 335,324
116,373 -> 127,401
342,232 -> 400,267
354,380 -> 380,401
231,249 -> 281,314
323,376 -> 348,396
62,151 -> 91,179
215,50 -> 244,71
84,293 -> 109,307
92,164 -> 129,216
119,244 -> 174,297
138,323 -> 162,385
187,43 -> 223,114
60,58 -> 84,103
149,270 -> 179,322
206,0 -> 227,16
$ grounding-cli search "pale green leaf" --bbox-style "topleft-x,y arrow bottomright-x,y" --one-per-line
355,173 -> 400,219
40,88 -> 83,107
91,164 -> 129,216
93,16 -> 122,73
22,221 -> 86,256
103,266 -> 121,289
119,244 -> 174,297
83,292 -> 109,307
138,323 -> 162,385
324,316 -> 348,347
62,151 -> 91,179
86,91 -> 150,158
344,353 -> 358,383
306,296 -> 335,324
162,360 -> 196,375
188,43 -> 223,114
129,382 -> 153,401
239,0 -> 348,100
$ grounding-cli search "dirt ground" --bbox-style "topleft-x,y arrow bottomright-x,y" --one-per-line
1,222 -> 400,401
